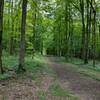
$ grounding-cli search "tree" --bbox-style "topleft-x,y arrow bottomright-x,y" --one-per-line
18,0 -> 28,71
91,0 -> 96,67
79,0 -> 86,61
84,0 -> 90,64
9,0 -> 14,55
0,0 -> 4,74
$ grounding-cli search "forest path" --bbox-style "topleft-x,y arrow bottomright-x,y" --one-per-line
0,56 -> 100,100
46,56 -> 100,100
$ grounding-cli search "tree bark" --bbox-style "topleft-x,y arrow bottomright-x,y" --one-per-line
32,8 -> 36,52
99,23 -> 100,37
19,0 -> 28,71
92,2 -> 96,67
65,1 -> 69,59
9,0 -> 14,55
84,0 -> 89,64
0,0 -> 4,74
80,0 -> 86,61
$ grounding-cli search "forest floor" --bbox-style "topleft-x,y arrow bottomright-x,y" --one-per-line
47,56 -> 100,100
0,55 -> 100,100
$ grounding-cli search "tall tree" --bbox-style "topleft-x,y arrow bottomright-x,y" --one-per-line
84,0 -> 90,64
0,0 -> 4,74
9,0 -> 14,55
89,0 -> 96,67
99,23 -> 100,36
65,0 -> 69,59
31,0 -> 37,52
92,0 -> 96,67
18,0 -> 28,71
79,0 -> 86,61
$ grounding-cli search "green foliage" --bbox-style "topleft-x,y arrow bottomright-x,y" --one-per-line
1,0 -> 100,76
0,54 -> 40,79
37,91 -> 47,100
64,58 -> 100,81
2,56 -> 18,69
2,0 -> 100,59
0,54 -> 56,80
49,81 -> 79,100
0,73 -> 12,80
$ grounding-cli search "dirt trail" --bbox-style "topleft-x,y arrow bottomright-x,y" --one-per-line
0,56 -> 100,100
47,57 -> 100,100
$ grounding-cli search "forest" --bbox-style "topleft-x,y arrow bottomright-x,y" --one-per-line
0,0 -> 100,100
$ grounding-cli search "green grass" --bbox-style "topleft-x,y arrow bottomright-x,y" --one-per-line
37,90 -> 47,100
68,58 -> 100,71
1,54 -> 100,81
49,81 -> 79,100
2,56 -> 18,69
0,73 -> 12,80
0,54 -> 39,80
64,58 -> 100,81
0,54 -> 56,80
77,67 -> 100,81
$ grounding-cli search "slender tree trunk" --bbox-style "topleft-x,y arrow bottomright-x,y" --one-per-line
88,7 -> 92,58
65,1 -> 69,59
84,0 -> 89,64
80,0 -> 86,61
19,0 -> 28,71
92,3 -> 96,67
14,0 -> 18,53
32,11 -> 36,51
7,0 -> 10,51
57,19 -> 61,57
99,24 -> 100,37
0,0 -> 4,74
70,18 -> 74,60
31,3 -> 37,57
68,4 -> 73,59
9,0 -> 14,55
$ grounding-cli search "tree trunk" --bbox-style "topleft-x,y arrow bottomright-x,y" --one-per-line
32,9 -> 36,52
84,0 -> 89,64
92,2 -> 96,67
80,0 -> 86,61
0,0 -> 4,74
88,7 -> 92,58
18,0 -> 28,71
65,1 -> 69,59
99,23 -> 100,37
9,0 -> 14,55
